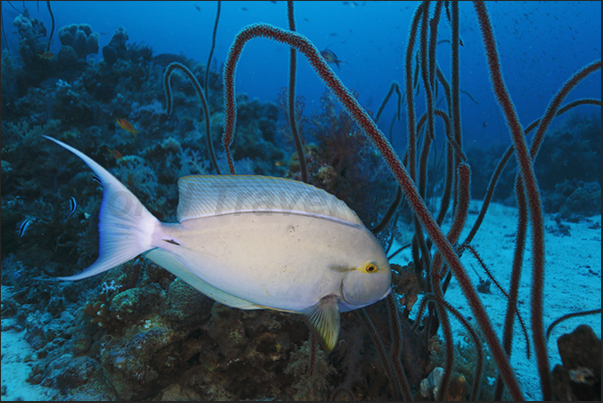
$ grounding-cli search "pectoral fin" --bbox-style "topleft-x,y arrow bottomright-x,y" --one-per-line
302,295 -> 340,353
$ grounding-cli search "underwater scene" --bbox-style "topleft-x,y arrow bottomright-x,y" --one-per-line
1,1 -> 601,401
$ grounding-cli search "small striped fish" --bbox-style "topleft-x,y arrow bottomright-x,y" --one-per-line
64,197 -> 77,220
18,219 -> 33,238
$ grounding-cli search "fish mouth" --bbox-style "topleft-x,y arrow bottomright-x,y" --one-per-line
379,286 -> 392,300
339,270 -> 392,308
339,281 -> 350,305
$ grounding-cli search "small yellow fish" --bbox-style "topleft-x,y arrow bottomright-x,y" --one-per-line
44,136 -> 392,353
106,148 -> 123,160
37,51 -> 55,60
116,118 -> 139,138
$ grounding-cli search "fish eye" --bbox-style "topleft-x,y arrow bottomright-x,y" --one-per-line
365,263 -> 377,273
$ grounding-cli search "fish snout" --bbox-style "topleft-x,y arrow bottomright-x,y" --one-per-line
341,265 -> 392,307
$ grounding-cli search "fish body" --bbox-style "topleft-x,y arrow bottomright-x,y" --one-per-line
153,208 -> 384,313
18,218 -> 33,237
44,136 -> 391,351
64,196 -> 77,220
106,148 -> 123,160
37,51 -> 54,60
320,48 -> 345,71
116,118 -> 139,138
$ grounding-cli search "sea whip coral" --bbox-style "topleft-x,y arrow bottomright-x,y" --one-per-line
220,20 -> 523,399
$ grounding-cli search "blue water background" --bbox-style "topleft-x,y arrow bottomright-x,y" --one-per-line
2,1 -> 601,150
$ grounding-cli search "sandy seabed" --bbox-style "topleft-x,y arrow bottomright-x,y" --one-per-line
389,199 -> 601,401
1,200 -> 601,401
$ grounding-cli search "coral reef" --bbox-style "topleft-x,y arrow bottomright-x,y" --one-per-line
1,2 -> 600,401
391,263 -> 421,314
552,325 -> 601,401
285,339 -> 336,400
1,19 -> 296,399
468,111 -> 602,218
229,95 -> 283,174
1,50 -> 23,105
425,332 -> 507,400
58,23 -> 99,59
12,10 -> 48,68
102,26 -> 129,66
56,44 -> 79,69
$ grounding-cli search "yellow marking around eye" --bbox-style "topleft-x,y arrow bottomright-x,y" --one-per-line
364,262 -> 378,273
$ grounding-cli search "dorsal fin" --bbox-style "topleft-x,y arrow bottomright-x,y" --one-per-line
176,175 -> 362,226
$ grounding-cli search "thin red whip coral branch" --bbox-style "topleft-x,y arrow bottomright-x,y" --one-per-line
287,0 -> 308,182
447,162 -> 470,245
406,4 -> 431,299
404,3 -> 426,183
221,21 -> 522,398
371,186 -> 402,235
356,308 -> 403,399
430,163 -> 470,401
434,66 -> 455,226
375,81 -> 402,124
546,308 -> 602,339
410,290 -> 486,400
473,1 -> 545,399
470,12 -> 602,403
385,294 -> 414,400
461,96 -> 601,248
416,109 -> 466,162
450,1 -> 463,159
432,273 -> 455,401
509,61 -> 599,399
419,1 -> 436,173
497,177 -> 529,401
164,62 -> 221,174
444,299 -> 485,401
309,332 -> 316,377
529,60 -> 600,160
459,97 -> 601,401
432,162 -> 471,282
463,244 -> 531,359
204,1 -> 221,101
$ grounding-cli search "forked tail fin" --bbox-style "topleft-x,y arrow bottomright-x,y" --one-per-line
43,136 -> 159,281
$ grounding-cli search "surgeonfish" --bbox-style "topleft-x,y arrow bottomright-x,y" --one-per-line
44,136 -> 391,352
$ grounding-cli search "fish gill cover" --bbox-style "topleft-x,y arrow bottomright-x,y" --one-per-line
0,1 -> 601,401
